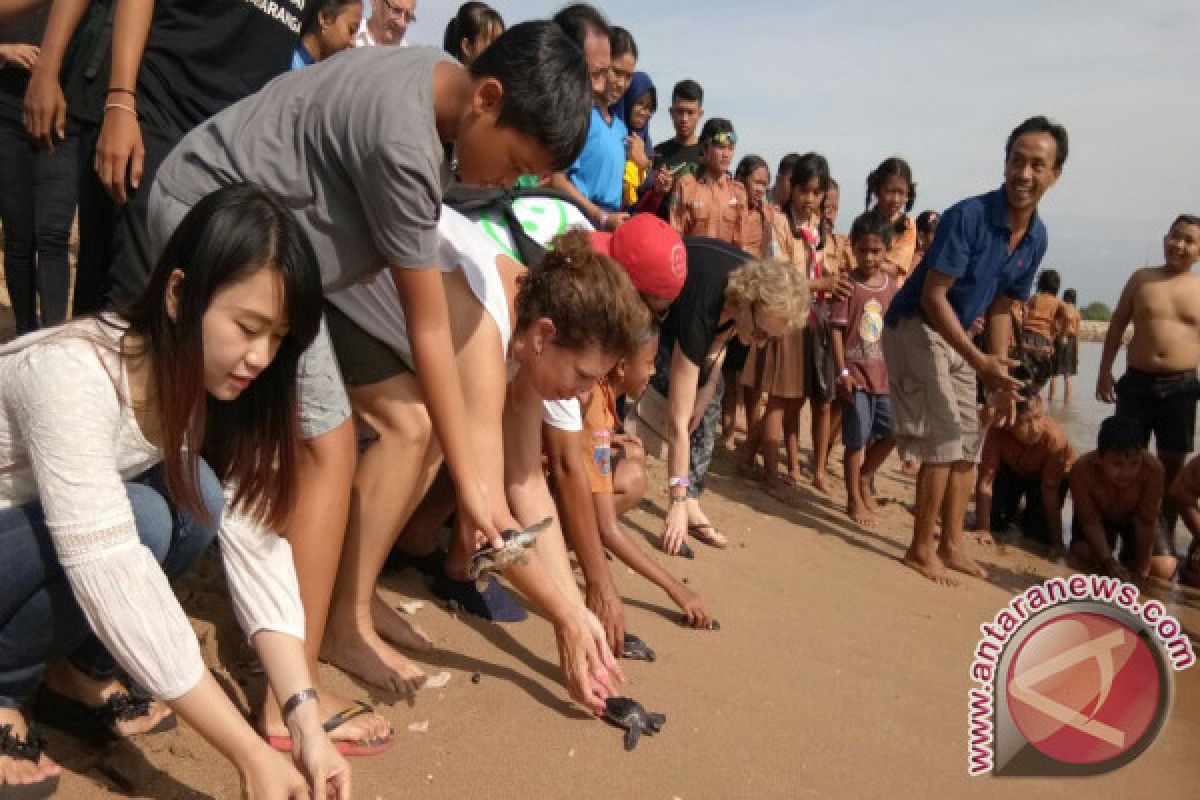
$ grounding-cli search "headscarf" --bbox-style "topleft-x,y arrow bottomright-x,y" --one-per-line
611,71 -> 657,151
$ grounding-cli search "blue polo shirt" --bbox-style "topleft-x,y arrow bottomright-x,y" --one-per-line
884,187 -> 1048,331
567,105 -> 627,213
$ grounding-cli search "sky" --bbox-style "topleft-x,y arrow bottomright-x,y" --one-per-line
387,0 -> 1200,307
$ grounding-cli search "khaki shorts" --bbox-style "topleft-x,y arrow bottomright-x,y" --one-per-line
882,315 -> 984,464
148,182 -> 352,440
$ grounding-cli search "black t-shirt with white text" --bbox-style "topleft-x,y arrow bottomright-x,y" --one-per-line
136,0 -> 312,132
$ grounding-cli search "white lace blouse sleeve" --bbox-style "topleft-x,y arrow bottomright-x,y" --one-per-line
9,343 -> 205,700
217,499 -> 306,643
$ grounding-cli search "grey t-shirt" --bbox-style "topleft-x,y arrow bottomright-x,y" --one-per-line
155,46 -> 453,292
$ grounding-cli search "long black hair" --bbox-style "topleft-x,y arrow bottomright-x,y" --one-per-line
785,152 -> 832,250
117,184 -> 323,528
443,2 -> 504,64
866,157 -> 916,237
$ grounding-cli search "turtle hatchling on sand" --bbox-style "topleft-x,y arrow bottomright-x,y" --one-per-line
467,517 -> 552,583
603,697 -> 666,751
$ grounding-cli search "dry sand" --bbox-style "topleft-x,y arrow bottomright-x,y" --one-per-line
1,277 -> 1197,799
33,441 -> 1200,800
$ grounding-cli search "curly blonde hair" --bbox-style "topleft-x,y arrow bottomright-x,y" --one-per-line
515,229 -> 651,357
724,258 -> 809,330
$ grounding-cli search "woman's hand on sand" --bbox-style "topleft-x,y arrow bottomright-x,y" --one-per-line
554,610 -> 623,714
1096,372 -> 1116,404
670,585 -> 713,628
239,747 -> 310,800
661,501 -> 689,555
95,104 -> 144,203
290,711 -> 351,800
23,67 -> 67,149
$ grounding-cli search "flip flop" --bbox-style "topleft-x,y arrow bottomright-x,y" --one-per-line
622,632 -> 657,662
33,686 -> 177,744
0,722 -> 59,800
433,572 -> 528,622
263,701 -> 394,757
688,523 -> 729,548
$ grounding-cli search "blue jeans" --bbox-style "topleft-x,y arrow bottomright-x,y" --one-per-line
0,462 -> 222,709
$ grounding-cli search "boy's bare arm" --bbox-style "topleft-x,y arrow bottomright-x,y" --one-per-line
544,425 -> 624,655
1097,270 -> 1143,402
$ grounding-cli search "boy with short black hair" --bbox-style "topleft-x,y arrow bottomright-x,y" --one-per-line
831,209 -> 898,526
640,79 -> 704,216
1098,214 -> 1200,541
973,394 -> 1074,554
148,18 -> 594,740
1069,416 -> 1176,581
667,117 -> 747,247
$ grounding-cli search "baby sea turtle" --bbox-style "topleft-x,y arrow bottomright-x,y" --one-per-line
603,697 -> 666,751
622,632 -> 656,662
467,517 -> 552,583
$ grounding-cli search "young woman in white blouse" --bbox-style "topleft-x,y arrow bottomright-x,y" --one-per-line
0,185 -> 350,798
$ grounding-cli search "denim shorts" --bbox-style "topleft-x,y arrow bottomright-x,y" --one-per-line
843,390 -> 893,450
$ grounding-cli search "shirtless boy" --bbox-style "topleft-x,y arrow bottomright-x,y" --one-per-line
1171,454 -> 1200,587
1098,214 -> 1200,540
1069,416 -> 1177,581
973,395 -> 1074,555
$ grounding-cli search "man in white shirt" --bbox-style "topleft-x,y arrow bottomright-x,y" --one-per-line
355,0 -> 415,47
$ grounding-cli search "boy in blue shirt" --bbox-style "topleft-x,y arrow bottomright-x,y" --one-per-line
882,116 -> 1067,586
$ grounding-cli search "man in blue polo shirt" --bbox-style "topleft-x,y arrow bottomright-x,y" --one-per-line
883,115 -> 1068,587
547,4 -> 629,231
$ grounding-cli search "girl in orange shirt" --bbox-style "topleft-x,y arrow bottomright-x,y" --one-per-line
865,158 -> 918,282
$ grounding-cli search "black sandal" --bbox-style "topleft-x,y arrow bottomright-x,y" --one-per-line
33,686 -> 177,745
0,722 -> 59,800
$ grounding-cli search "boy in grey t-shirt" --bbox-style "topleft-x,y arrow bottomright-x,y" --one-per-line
147,21 -> 617,720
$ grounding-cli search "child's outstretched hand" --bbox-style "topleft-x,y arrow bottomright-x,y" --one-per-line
1096,372 -> 1116,403
653,168 -> 674,195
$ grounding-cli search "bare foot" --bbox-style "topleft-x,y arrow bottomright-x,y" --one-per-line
901,548 -> 959,586
259,686 -> 392,747
940,547 -> 989,580
0,708 -> 62,790
371,592 -> 434,652
43,663 -> 174,737
812,473 -> 830,495
848,503 -> 878,528
968,530 -> 995,546
860,478 -> 881,513
321,622 -> 428,696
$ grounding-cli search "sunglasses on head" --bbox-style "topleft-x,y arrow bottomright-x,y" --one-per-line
706,132 -> 737,147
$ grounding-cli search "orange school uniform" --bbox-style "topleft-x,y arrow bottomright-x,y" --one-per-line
668,173 -> 748,247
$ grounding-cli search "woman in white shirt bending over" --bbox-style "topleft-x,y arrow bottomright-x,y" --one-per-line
0,185 -> 349,799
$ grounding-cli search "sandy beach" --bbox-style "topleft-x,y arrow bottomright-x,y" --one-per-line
23,436 -> 1198,799
2,264 -> 1198,799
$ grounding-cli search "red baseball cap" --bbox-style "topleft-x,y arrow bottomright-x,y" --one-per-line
589,214 -> 687,302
